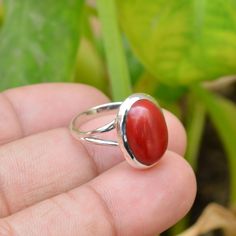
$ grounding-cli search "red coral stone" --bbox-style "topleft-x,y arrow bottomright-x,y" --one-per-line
125,99 -> 168,166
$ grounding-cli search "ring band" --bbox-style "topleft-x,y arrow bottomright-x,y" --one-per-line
70,93 -> 168,169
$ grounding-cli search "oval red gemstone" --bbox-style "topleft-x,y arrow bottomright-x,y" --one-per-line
125,99 -> 168,166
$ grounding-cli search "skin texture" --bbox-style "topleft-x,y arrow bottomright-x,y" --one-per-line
0,83 -> 196,236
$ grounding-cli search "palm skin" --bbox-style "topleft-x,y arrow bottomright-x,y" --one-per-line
0,83 -> 196,236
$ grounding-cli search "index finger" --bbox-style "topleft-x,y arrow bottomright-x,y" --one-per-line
0,83 -> 109,144
0,83 -> 186,156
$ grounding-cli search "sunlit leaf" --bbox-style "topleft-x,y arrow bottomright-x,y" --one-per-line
0,0 -> 84,89
194,86 -> 236,205
117,0 -> 236,86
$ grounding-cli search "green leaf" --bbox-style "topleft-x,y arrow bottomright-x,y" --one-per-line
117,0 -> 236,86
0,0 -> 84,90
75,38 -> 108,93
193,86 -> 236,206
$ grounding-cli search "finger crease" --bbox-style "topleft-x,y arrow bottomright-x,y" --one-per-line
77,141 -> 99,177
86,185 -> 117,236
1,93 -> 24,137
0,172 -> 11,217
0,187 -> 11,217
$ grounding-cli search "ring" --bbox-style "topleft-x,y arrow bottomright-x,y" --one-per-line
69,93 -> 168,169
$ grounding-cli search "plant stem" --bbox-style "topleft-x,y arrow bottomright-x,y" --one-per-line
185,94 -> 206,170
97,0 -> 132,100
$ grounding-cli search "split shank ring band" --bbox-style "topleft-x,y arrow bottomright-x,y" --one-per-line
69,93 -> 168,169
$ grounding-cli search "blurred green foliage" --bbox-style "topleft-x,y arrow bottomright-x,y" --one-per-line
0,0 -> 236,234
0,0 -> 84,89
118,0 -> 236,86
0,3 -> 3,26
75,38 -> 108,92
97,0 -> 132,100
194,85 -> 236,203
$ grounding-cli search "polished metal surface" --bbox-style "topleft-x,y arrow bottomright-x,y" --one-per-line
69,93 -> 162,169
70,102 -> 121,146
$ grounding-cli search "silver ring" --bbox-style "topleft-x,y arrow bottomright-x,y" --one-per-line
69,93 -> 168,169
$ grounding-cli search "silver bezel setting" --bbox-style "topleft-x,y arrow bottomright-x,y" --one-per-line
69,93 -> 164,169
116,93 -> 162,169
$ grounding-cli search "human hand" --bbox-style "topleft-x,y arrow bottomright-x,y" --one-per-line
0,83 -> 196,235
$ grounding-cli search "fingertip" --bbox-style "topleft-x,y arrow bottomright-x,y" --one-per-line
91,151 -> 196,235
163,151 -> 197,225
